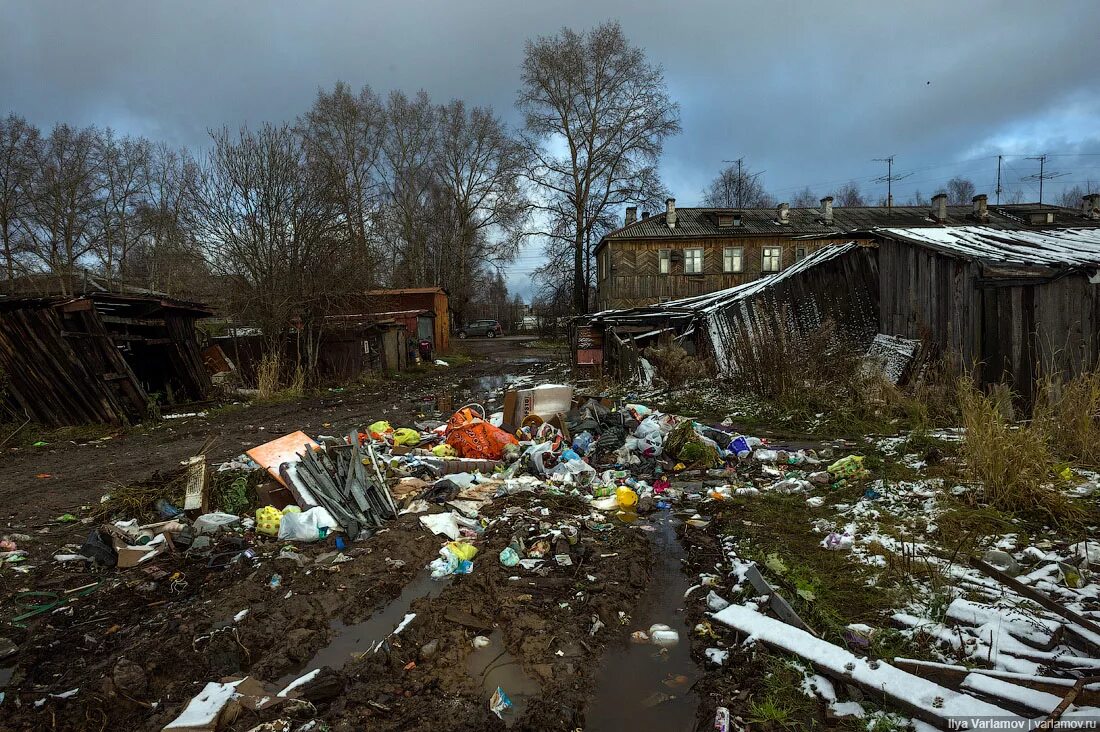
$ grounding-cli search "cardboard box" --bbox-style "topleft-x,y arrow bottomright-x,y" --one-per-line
503,384 -> 573,429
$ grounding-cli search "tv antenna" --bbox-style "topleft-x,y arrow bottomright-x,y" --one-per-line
873,156 -> 913,208
1022,155 -> 1068,204
721,158 -> 765,208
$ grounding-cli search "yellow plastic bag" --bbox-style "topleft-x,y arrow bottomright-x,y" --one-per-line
445,541 -> 479,561
368,420 -> 393,439
616,486 -> 638,509
827,455 -> 866,478
431,443 -> 457,457
256,505 -> 283,536
393,428 -> 421,447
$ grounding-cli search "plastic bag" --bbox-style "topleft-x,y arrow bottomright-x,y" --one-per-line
445,541 -> 479,562
827,455 -> 866,478
278,506 -> 336,542
431,443 -> 457,458
368,420 -> 393,439
445,407 -> 518,460
393,428 -> 421,446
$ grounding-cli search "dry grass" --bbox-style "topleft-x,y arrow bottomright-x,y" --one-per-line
956,376 -> 1082,523
256,350 -> 282,399
1033,370 -> 1100,464
643,342 -> 711,386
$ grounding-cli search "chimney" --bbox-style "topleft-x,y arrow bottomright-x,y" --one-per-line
931,193 -> 947,223
666,198 -> 676,229
972,193 -> 988,222
1085,194 -> 1100,220
820,196 -> 834,224
641,211 -> 650,219
625,206 -> 637,226
777,202 -> 790,224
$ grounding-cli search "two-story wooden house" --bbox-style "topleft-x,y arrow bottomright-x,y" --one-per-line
593,194 -> 1083,311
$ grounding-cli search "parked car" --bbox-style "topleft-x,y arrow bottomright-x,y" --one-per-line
458,319 -> 503,338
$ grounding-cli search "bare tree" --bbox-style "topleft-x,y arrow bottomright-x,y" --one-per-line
831,182 -> 865,207
190,124 -> 368,378
1059,183 -> 1095,209
380,90 -> 440,285
908,189 -> 930,207
23,124 -> 104,292
0,114 -> 39,290
518,21 -> 680,314
702,163 -> 774,208
97,129 -> 153,281
945,176 -> 976,205
433,100 -> 530,326
791,186 -> 817,208
299,82 -> 386,285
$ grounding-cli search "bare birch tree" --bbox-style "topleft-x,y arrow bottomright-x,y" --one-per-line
0,114 -> 38,290
518,21 -> 680,314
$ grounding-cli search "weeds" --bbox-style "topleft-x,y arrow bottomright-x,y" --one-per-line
643,342 -> 711,387
956,376 -> 1082,523
256,350 -> 282,399
1033,370 -> 1100,464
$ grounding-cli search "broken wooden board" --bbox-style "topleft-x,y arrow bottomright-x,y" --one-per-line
712,603 -> 1019,729
743,563 -> 818,636
183,455 -> 208,512
969,557 -> 1100,638
893,657 -> 1100,707
247,431 -> 320,488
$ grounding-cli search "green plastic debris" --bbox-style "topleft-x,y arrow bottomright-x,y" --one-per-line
32,441 -> 48,447
55,513 -> 77,523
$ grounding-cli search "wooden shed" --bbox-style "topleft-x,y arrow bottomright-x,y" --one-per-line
366,287 -> 450,352
874,226 -> 1100,401
0,293 -> 213,426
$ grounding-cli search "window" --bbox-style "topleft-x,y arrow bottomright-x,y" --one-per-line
684,248 -> 704,274
795,247 -> 806,262
599,249 -> 610,280
762,246 -> 782,272
658,249 -> 671,275
722,246 -> 743,273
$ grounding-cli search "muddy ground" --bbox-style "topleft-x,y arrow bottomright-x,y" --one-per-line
0,338 -> 725,731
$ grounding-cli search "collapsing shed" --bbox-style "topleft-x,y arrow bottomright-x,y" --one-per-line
0,294 -> 213,426
875,226 -> 1100,401
580,242 -> 880,380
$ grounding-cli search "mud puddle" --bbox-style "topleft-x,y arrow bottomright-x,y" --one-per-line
586,509 -> 701,731
277,569 -> 447,686
466,628 -> 540,726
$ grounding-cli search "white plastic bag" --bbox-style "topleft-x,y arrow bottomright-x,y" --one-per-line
278,507 -> 339,542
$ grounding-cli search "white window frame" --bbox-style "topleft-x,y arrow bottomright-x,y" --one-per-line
658,249 -> 671,275
684,248 -> 704,274
762,246 -> 783,272
722,246 -> 743,273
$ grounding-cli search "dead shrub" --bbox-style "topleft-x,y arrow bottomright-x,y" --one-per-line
643,342 -> 710,387
256,350 -> 282,399
956,376 -> 1081,523
1032,370 -> 1100,464
729,317 -> 887,427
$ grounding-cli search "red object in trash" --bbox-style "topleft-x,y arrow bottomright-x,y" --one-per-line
445,407 -> 518,460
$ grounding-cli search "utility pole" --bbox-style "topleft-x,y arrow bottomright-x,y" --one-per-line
1023,154 -> 1068,205
873,155 -> 912,208
995,155 -> 1003,205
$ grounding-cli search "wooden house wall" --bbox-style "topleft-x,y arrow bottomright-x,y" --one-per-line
597,236 -> 855,311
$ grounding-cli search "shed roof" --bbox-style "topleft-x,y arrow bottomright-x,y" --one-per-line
598,203 -> 1096,250
876,226 -> 1100,268
367,287 -> 448,296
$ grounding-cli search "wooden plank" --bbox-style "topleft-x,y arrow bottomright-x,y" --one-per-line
893,658 -> 1100,707
969,557 -> 1100,638
744,564 -> 818,636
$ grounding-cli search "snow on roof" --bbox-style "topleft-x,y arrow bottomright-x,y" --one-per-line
879,226 -> 1100,268
658,242 -> 862,314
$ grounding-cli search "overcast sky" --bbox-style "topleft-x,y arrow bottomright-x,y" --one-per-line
3,0 -> 1099,299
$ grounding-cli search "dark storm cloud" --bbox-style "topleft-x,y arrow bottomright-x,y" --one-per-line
4,0 -> 1099,296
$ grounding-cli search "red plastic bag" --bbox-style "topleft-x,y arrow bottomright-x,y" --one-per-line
445,407 -> 518,460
